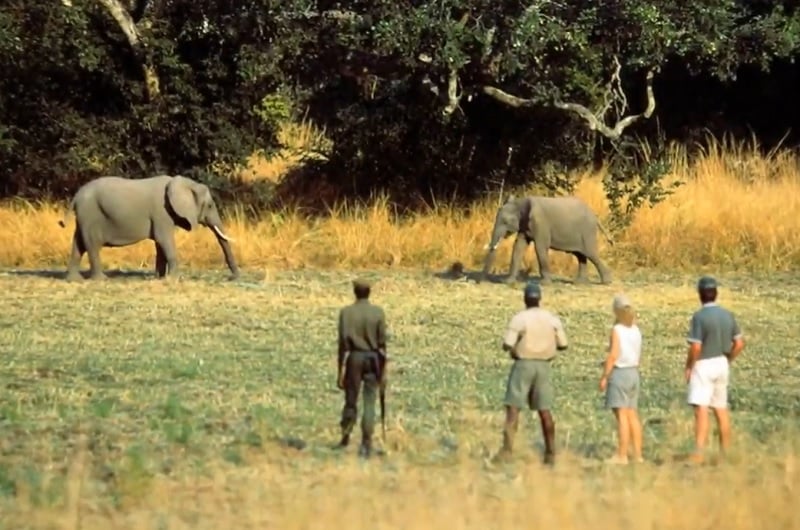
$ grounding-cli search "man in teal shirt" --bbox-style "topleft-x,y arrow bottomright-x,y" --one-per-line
684,276 -> 745,464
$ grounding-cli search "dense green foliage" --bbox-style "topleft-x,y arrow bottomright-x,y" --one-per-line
1,1 -> 800,211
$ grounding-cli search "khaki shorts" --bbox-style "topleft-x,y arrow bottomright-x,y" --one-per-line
503,359 -> 554,411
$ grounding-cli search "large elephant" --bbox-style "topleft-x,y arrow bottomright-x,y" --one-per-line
480,195 -> 613,284
58,175 -> 240,281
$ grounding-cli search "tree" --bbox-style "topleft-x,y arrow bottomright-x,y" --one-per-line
0,0 -> 297,200
277,1 -> 800,213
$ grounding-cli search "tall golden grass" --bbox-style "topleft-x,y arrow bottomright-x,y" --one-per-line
4,439 -> 799,530
1,131 -> 799,274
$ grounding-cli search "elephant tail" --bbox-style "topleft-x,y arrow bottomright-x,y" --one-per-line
597,219 -> 614,246
58,197 -> 75,228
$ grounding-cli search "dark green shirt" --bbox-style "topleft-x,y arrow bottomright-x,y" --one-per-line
338,299 -> 387,354
687,302 -> 742,360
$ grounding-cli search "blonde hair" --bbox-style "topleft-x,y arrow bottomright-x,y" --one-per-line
614,305 -> 636,327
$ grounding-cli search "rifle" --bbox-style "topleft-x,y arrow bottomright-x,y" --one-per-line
376,349 -> 388,439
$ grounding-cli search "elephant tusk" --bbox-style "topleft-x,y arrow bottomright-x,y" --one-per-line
212,225 -> 235,242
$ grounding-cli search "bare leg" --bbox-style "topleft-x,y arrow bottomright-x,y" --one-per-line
66,231 -> 85,282
493,405 -> 520,462
613,408 -> 630,458
627,409 -> 644,461
538,410 -> 556,464
502,405 -> 519,452
691,405 -> 710,462
712,407 -> 731,454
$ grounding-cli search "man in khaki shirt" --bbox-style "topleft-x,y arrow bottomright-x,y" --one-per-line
494,281 -> 568,465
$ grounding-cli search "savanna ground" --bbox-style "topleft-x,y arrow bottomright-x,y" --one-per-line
1,130 -> 800,529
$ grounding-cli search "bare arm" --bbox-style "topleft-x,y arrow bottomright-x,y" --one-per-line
601,327 -> 619,380
685,313 -> 703,372
728,316 -> 745,362
502,315 -> 522,359
554,318 -> 568,351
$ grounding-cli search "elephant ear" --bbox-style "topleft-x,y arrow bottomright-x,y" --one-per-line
166,176 -> 200,231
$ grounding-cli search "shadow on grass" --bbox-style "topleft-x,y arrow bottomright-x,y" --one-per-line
432,262 -> 576,285
0,268 -> 153,280
0,267 -> 264,283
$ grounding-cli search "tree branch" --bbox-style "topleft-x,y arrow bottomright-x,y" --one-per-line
479,85 -> 537,108
95,0 -> 160,102
442,68 -> 463,116
553,69 -> 656,140
480,68 -> 657,140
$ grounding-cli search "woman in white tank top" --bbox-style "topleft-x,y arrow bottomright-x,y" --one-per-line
599,294 -> 644,464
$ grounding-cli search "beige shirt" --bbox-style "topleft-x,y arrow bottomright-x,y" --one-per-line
503,307 -> 568,360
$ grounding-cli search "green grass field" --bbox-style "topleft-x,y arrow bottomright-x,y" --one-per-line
1,266 -> 799,529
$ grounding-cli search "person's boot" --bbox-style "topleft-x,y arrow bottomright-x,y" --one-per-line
543,451 -> 555,466
335,430 -> 350,450
358,437 -> 372,459
492,430 -> 514,463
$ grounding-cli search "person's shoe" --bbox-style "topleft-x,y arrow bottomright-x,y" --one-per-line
604,454 -> 629,465
336,433 -> 350,449
491,448 -> 513,464
543,452 -> 555,466
358,443 -> 372,459
634,456 -> 645,464
686,452 -> 704,465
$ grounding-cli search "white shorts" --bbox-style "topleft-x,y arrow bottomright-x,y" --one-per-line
687,356 -> 730,408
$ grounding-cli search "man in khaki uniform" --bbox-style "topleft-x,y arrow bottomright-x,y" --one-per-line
336,278 -> 389,458
495,281 -> 568,465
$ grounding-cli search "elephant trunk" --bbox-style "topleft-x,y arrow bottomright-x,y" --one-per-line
213,230 -> 240,279
204,209 -> 239,278
481,223 -> 505,278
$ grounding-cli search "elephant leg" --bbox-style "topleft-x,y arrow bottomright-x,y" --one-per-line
66,229 -> 85,282
572,252 -> 589,284
586,252 -> 613,284
154,230 -> 179,278
533,236 -> 552,284
154,242 -> 167,278
82,229 -> 107,281
506,234 -> 529,283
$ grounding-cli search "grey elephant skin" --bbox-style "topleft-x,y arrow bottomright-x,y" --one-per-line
58,175 -> 240,281
480,195 -> 613,284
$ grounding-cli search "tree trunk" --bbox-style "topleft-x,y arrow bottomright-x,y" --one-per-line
95,0 -> 161,102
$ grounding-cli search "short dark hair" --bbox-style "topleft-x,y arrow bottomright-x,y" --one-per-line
524,295 -> 540,308
698,287 -> 717,304
354,285 -> 370,299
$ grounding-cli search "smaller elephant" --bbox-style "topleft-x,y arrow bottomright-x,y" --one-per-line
481,195 -> 613,284
59,174 -> 240,281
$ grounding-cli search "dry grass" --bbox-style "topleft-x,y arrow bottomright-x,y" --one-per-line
0,269 -> 798,529
236,117 -> 332,184
2,133 -> 800,277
